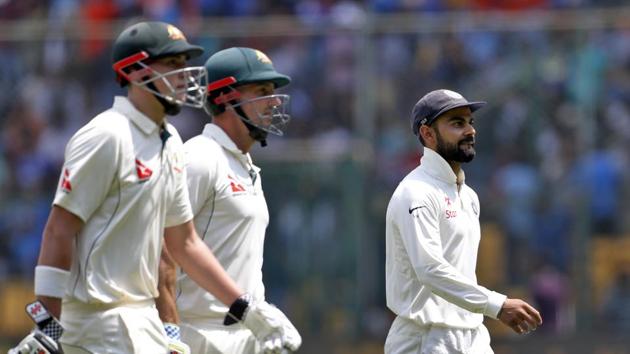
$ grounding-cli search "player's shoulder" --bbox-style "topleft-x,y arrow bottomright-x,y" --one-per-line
396,167 -> 438,196
184,133 -> 224,158
461,182 -> 479,201
69,110 -> 125,147
183,133 -> 225,175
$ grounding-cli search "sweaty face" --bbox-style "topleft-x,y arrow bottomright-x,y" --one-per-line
431,107 -> 476,163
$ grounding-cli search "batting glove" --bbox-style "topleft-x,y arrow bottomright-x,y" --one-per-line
9,329 -> 62,354
164,323 -> 191,354
224,294 -> 302,353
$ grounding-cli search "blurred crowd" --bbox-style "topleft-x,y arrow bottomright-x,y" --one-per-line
1,0 -> 630,351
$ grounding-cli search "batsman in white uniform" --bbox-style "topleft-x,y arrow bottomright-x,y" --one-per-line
156,47 -> 301,354
14,23 -> 288,354
385,89 -> 543,354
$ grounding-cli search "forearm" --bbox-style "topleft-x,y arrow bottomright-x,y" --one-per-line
416,261 -> 506,317
36,206 -> 83,318
156,244 -> 180,324
165,222 -> 242,307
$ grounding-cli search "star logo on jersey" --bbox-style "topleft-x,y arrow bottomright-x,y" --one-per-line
135,158 -> 153,182
60,168 -> 72,192
228,175 -> 246,193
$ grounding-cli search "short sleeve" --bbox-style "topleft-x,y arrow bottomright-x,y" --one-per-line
184,140 -> 218,216
165,137 -> 194,227
53,125 -> 119,222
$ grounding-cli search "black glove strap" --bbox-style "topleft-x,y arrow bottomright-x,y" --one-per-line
224,294 -> 251,325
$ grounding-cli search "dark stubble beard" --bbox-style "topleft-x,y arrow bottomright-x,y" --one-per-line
434,128 -> 476,163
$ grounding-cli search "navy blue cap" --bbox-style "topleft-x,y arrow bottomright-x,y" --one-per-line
411,89 -> 486,135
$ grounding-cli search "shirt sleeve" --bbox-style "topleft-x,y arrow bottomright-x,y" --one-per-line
53,124 -> 119,223
396,189 -> 506,319
184,141 -> 218,216
165,142 -> 194,228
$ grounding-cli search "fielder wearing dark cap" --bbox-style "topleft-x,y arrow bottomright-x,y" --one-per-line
385,89 -> 543,354
411,89 -> 486,135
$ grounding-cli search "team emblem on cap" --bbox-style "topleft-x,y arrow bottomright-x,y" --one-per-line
167,25 -> 186,41
442,89 -> 463,99
255,50 -> 272,64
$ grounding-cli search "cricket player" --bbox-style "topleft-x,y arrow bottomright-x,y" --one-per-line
13,22 -> 290,354
156,47 -> 301,353
384,89 -> 543,353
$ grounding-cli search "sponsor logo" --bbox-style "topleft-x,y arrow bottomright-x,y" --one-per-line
408,205 -> 426,214
26,301 -> 51,323
60,168 -> 72,192
135,158 -> 153,182
228,175 -> 246,193
446,210 -> 458,219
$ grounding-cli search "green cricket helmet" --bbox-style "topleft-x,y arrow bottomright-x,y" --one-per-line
204,47 -> 292,146
111,21 -> 206,112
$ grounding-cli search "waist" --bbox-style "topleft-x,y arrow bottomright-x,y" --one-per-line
63,298 -> 156,313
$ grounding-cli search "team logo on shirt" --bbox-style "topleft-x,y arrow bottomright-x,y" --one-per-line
228,175 -> 246,193
60,168 -> 72,192
135,158 -> 153,182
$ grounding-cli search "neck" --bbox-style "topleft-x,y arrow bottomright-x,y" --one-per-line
448,161 -> 461,175
128,88 -> 165,126
214,114 -> 255,154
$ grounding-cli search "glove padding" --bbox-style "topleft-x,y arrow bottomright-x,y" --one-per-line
164,323 -> 191,354
243,301 -> 302,353
9,329 -> 63,354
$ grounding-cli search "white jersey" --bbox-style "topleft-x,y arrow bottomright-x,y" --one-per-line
54,96 -> 193,304
177,123 -> 268,323
385,147 -> 506,329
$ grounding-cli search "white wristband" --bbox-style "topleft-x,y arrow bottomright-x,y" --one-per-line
34,265 -> 70,298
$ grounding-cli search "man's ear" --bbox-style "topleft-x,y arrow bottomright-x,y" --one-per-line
419,125 -> 433,143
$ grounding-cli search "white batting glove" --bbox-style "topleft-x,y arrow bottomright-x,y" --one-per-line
164,323 -> 191,354
9,329 -> 62,354
263,304 -> 302,352
224,294 -> 302,353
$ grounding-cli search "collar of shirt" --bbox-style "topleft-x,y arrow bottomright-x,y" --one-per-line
113,96 -> 160,136
201,123 -> 261,174
420,147 -> 466,186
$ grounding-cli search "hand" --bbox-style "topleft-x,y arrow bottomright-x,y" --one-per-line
9,329 -> 63,354
242,301 -> 302,354
164,323 -> 191,354
498,298 -> 543,334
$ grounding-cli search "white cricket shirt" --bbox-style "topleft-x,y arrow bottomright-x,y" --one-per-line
385,147 -> 506,328
177,123 -> 268,323
54,96 -> 193,304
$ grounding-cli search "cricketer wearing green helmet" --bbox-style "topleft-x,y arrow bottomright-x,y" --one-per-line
155,47 -> 302,354
203,47 -> 292,148
111,21 -> 207,115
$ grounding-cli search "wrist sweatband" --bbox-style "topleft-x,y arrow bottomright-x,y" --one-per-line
164,322 -> 181,340
224,293 -> 251,325
34,265 -> 70,298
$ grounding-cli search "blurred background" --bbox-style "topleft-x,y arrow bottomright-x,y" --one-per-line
0,0 -> 629,353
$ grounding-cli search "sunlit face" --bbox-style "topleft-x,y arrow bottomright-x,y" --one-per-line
237,82 -> 279,127
232,82 -> 290,136
149,54 -> 188,102
431,106 -> 477,163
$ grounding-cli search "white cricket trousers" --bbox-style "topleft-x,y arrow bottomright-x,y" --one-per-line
59,299 -> 168,354
384,316 -> 494,354
180,317 -> 261,354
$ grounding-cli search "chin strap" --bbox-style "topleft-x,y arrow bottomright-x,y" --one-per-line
233,104 -> 268,147
146,82 -> 181,116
